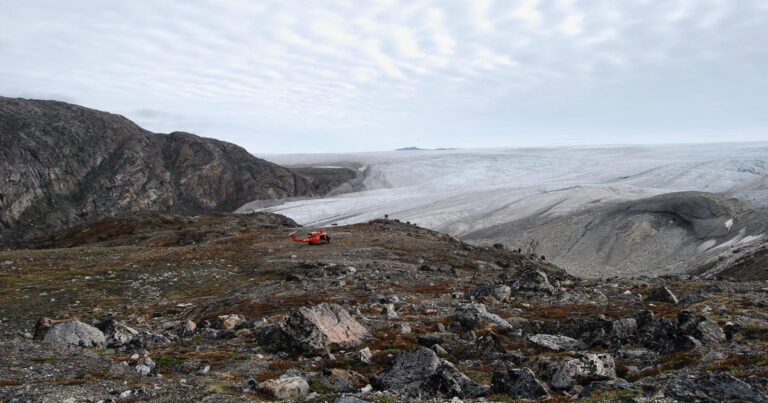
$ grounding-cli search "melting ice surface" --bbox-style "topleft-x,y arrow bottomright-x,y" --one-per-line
245,143 -> 768,237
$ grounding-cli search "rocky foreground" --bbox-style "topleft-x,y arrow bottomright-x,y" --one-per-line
1,214 -> 767,402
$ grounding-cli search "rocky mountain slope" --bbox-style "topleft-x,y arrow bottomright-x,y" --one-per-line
0,96 -> 317,241
464,191 -> 768,279
0,214 -> 766,401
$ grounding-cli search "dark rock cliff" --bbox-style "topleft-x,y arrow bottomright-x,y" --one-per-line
0,96 -> 316,240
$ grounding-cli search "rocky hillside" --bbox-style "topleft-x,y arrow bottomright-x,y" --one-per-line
0,215 -> 766,401
465,191 -> 768,279
0,96 -> 317,240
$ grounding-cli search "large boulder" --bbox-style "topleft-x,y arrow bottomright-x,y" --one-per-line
677,311 -> 726,345
506,268 -> 556,293
550,353 -> 616,390
43,320 -> 106,347
450,303 -> 514,332
647,286 -> 679,304
314,368 -> 367,393
421,361 -> 489,399
467,284 -> 511,302
258,303 -> 370,354
370,347 -> 488,398
528,334 -> 587,352
97,319 -> 138,347
370,347 -> 441,391
652,372 -> 768,402
490,368 -> 549,400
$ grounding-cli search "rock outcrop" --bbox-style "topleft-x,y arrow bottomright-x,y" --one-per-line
0,96 -> 317,240
257,303 -> 370,354
42,320 -> 106,347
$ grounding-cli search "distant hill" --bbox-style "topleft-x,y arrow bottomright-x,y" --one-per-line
395,146 -> 456,151
0,96 -> 317,240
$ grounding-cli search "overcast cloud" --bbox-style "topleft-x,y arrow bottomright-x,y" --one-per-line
1,0 -> 766,153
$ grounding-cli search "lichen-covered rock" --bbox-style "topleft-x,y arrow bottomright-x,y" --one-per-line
651,371 -> 768,402
370,347 -> 442,391
490,368 -> 549,400
550,353 -> 616,389
468,284 -> 512,302
314,368 -> 367,393
371,348 -> 487,398
257,303 -> 370,354
450,303 -> 514,331
210,314 -> 246,330
98,319 -> 138,347
647,286 -> 679,304
507,268 -> 556,293
421,361 -> 489,399
677,311 -> 726,345
256,376 -> 310,400
129,331 -> 171,349
528,334 -> 587,352
43,320 -> 106,347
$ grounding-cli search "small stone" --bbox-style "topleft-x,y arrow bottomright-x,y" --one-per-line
358,347 -> 373,365
382,303 -> 398,319
258,376 -> 310,400
432,344 -> 448,356
136,364 -> 151,377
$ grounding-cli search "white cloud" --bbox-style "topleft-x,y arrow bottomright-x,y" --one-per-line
0,0 -> 766,152
560,14 -> 583,36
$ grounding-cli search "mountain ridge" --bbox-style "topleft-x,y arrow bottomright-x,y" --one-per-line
0,96 -> 317,240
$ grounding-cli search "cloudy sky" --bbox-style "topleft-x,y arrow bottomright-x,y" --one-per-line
1,1 -> 766,153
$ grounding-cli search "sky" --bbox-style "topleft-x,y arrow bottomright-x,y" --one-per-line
1,0 -> 767,153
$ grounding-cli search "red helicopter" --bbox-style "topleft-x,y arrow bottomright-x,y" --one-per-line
290,230 -> 330,245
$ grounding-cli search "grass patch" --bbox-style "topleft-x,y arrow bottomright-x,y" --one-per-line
706,353 -> 768,377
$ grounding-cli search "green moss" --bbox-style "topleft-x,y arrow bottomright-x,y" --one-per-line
151,355 -> 185,373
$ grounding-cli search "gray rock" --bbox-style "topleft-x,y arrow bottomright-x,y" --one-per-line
507,268 -> 556,293
654,372 -> 768,402
468,285 -> 511,302
677,311 -> 725,345
550,353 -> 616,389
616,348 -> 659,370
130,331 -> 171,349
315,368 -> 366,393
258,303 -> 370,354
210,314 -> 246,330
490,368 -> 549,400
450,303 -> 514,331
432,344 -> 448,356
98,319 -> 138,347
43,320 -> 106,347
528,334 -> 587,352
382,304 -> 398,319
474,332 -> 506,358
334,397 -> 372,403
242,378 -> 258,393
611,318 -> 637,340
257,376 -> 310,400
421,361 -> 489,399
357,347 -> 373,365
135,364 -> 151,377
370,347 -> 441,391
648,286 -> 679,304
